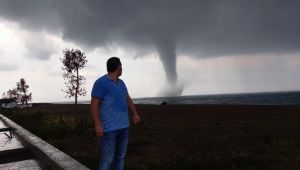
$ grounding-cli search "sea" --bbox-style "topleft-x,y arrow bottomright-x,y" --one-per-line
75,91 -> 300,105
133,91 -> 300,105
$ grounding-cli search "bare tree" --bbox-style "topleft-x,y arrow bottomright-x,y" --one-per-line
7,88 -> 20,102
16,78 -> 32,109
1,92 -> 7,99
61,48 -> 87,105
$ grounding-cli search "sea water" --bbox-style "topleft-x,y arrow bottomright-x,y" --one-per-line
60,91 -> 300,105
132,91 -> 300,105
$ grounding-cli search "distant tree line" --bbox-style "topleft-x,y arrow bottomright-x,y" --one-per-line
1,78 -> 32,109
1,48 -> 87,109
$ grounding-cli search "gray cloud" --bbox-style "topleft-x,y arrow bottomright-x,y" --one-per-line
0,0 -> 299,96
0,62 -> 18,71
23,32 -> 57,60
0,1 -> 60,33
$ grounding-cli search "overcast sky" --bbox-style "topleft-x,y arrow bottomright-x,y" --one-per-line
0,0 -> 299,103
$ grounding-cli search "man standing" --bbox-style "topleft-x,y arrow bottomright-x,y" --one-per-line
90,57 -> 141,170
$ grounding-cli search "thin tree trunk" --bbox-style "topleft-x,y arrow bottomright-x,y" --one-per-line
26,99 -> 29,113
24,91 -> 29,113
75,68 -> 79,105
75,94 -> 77,105
75,67 -> 79,106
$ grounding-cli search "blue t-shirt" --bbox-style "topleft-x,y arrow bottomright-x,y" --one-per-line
91,74 -> 129,132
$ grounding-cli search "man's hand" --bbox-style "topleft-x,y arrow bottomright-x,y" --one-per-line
95,125 -> 104,137
133,113 -> 141,125
91,97 -> 104,137
127,95 -> 141,125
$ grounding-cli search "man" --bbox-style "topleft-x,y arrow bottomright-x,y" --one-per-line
90,57 -> 141,170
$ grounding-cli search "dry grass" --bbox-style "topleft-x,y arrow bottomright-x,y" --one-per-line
2,104 -> 300,170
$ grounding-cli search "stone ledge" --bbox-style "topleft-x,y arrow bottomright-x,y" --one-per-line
0,114 -> 90,170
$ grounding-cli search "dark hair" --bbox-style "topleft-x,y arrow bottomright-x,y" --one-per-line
107,57 -> 121,72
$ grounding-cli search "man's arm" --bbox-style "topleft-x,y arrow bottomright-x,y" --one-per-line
127,95 -> 141,124
90,97 -> 104,137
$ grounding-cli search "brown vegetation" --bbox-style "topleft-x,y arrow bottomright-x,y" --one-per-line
2,104 -> 300,169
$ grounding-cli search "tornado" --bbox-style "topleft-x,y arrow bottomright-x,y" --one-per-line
155,38 -> 183,97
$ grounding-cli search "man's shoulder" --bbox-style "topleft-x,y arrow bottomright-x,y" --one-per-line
118,78 -> 126,85
94,75 -> 108,85
118,78 -> 127,90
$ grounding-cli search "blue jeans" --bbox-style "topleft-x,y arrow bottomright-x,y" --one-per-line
98,127 -> 129,170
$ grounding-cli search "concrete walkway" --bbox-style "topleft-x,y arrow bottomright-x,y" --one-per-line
0,114 -> 90,170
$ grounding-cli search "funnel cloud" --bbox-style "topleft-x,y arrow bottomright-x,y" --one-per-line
0,0 -> 299,96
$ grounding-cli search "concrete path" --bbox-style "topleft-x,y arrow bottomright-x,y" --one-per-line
0,159 -> 43,169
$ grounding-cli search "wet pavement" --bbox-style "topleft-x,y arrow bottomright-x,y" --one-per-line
0,159 -> 43,169
0,117 -> 44,168
0,127 -> 24,152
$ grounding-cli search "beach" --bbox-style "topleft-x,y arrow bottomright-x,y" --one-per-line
2,104 -> 300,169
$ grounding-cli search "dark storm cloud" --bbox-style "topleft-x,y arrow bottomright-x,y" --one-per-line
0,0 -> 61,32
0,0 -> 299,96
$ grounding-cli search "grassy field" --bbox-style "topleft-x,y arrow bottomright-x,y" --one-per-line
1,104 -> 300,170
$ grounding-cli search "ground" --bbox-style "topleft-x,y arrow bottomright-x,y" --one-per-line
1,104 -> 300,170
